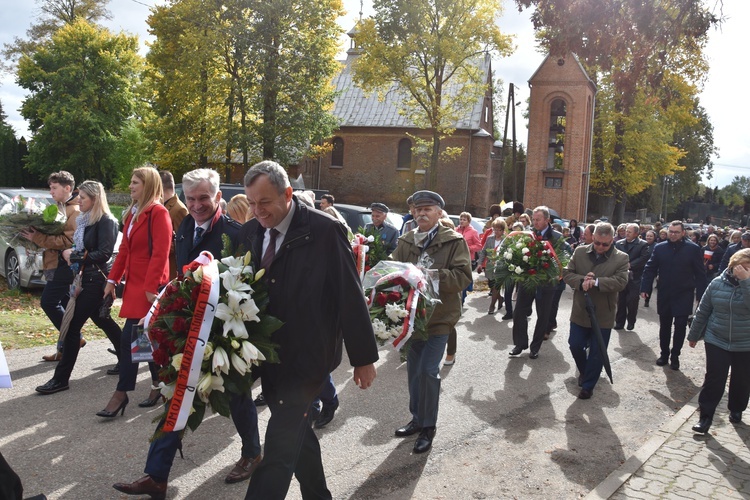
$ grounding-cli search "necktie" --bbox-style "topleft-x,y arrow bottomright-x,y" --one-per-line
261,228 -> 279,270
194,226 -> 204,246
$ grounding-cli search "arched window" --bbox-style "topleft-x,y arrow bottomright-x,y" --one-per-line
547,99 -> 566,171
397,138 -> 412,170
331,137 -> 344,167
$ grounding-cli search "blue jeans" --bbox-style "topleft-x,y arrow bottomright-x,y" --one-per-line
145,393 -> 260,481
312,374 -> 338,411
407,334 -> 448,428
568,322 -> 611,391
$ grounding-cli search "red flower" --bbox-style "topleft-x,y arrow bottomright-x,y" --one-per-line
387,291 -> 402,302
172,316 -> 188,334
153,348 -> 169,366
542,262 -> 550,269
375,292 -> 388,307
529,269 -> 537,275
190,284 -> 201,303
537,251 -> 543,257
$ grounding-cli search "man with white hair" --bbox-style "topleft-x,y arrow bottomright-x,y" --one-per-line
614,223 -> 650,330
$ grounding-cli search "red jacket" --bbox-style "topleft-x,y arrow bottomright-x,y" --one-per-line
456,225 -> 482,255
108,203 -> 172,319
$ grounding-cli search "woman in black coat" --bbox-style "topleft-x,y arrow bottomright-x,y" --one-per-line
35,181 -> 122,395
704,234 -> 725,282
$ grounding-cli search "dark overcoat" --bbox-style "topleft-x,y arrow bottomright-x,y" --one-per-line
174,209 -> 240,274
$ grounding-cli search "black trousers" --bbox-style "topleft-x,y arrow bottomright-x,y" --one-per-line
512,285 -> 555,354
698,342 -> 750,418
658,314 -> 688,360
245,381 -> 331,500
53,278 -> 122,385
615,279 -> 640,327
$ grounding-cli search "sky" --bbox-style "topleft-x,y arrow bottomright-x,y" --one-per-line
0,0 -> 746,189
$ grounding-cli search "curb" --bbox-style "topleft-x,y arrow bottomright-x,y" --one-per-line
584,390 -> 700,499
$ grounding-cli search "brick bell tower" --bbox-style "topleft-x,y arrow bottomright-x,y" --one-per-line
523,53 -> 596,222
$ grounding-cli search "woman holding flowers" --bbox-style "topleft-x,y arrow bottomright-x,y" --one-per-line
35,181 -> 121,395
97,167 -> 172,418
476,218 -> 507,314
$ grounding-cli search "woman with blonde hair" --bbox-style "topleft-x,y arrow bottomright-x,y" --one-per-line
35,181 -> 122,395
226,193 -> 251,222
97,166 -> 173,418
688,248 -> 750,433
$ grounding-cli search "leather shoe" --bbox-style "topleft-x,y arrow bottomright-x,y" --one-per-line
225,455 -> 262,484
42,351 -> 62,362
314,401 -> 339,428
529,351 -> 539,359
578,388 -> 593,399
113,475 -> 166,499
656,357 -> 668,366
670,359 -> 680,371
509,346 -> 525,356
692,416 -> 712,434
729,411 -> 743,424
413,427 -> 436,454
35,379 -> 69,395
614,324 -> 625,330
626,322 -> 635,331
395,420 -> 421,437
106,362 -> 120,375
501,312 -> 513,320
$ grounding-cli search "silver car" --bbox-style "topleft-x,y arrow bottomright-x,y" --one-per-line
0,188 -> 53,289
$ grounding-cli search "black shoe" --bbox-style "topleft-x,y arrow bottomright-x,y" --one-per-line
413,427 -> 436,454
692,416 -> 712,434
106,362 -> 120,375
138,388 -> 162,408
578,388 -> 593,400
614,324 -> 625,330
729,411 -> 743,423
670,359 -> 680,371
644,299 -> 650,307
97,395 -> 129,418
626,323 -> 635,331
254,392 -> 267,406
35,379 -> 69,395
529,351 -> 539,359
656,357 -> 668,366
501,313 -> 513,320
395,420 -> 422,437
509,346 -> 525,356
107,347 -> 118,356
314,402 -> 339,428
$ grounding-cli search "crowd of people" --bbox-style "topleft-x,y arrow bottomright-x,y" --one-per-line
13,167 -> 750,498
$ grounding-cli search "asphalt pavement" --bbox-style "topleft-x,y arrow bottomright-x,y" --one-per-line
0,275 -> 744,499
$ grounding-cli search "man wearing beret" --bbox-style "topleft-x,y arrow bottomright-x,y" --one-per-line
365,202 -> 400,254
390,190 -> 472,453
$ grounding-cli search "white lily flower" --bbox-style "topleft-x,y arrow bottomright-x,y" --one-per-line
215,293 -> 261,338
241,341 -> 266,364
243,251 -> 252,267
231,339 -> 240,350
196,372 -> 225,403
159,381 -> 175,400
220,270 -> 253,294
212,346 -> 230,375
231,352 -> 249,375
203,342 -> 214,361
170,353 -> 184,371
220,255 -> 245,269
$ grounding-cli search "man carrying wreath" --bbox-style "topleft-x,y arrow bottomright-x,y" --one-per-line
391,190 -> 472,453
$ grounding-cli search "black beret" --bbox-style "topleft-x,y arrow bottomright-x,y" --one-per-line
411,190 -> 445,209
370,202 -> 389,213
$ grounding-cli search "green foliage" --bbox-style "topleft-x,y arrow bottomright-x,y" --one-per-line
353,0 -> 514,189
16,19 -> 145,188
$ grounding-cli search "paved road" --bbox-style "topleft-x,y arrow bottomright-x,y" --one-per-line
0,279 -> 718,499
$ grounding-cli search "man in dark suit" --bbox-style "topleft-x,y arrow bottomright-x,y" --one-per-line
509,206 -> 563,359
113,168 -> 259,499
718,231 -> 750,273
239,161 -> 378,500
614,223 -> 650,330
641,220 -> 707,370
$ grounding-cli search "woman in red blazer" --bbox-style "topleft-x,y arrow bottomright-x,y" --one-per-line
97,166 -> 172,418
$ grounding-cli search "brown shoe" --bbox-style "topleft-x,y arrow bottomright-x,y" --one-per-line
80,338 -> 87,348
112,475 -> 166,499
42,351 -> 62,362
225,455 -> 262,484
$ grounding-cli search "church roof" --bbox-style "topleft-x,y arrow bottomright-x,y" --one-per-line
331,53 -> 491,131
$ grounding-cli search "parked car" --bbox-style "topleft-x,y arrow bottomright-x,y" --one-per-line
333,204 -> 403,233
448,215 -> 485,234
0,189 -> 53,289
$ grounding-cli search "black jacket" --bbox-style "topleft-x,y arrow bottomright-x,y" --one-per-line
614,237 -> 650,282
237,197 -> 379,397
174,209 -> 241,274
69,215 -> 118,282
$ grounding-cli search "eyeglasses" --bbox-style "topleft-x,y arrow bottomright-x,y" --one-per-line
668,230 -> 682,235
593,240 -> 612,247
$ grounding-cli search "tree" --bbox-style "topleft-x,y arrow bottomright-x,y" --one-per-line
353,0 -> 513,190
515,0 -> 719,222
16,19 -> 145,186
2,0 -> 111,71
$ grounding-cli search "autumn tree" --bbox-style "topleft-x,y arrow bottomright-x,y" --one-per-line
353,0 -> 513,190
515,0 -> 719,222
17,19 -> 145,186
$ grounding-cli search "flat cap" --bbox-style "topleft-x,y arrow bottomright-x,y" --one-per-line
370,202 -> 389,213
411,190 -> 445,209
742,231 -> 750,241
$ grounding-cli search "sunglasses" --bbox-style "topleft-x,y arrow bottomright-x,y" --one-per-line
593,240 -> 612,247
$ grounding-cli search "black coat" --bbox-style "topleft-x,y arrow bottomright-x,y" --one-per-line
641,239 -> 707,317
174,209 -> 241,274
237,197 -> 379,397
69,215 -> 118,282
614,237 -> 650,282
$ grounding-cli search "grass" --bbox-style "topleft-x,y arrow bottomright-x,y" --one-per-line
0,280 -> 121,351
110,205 -> 125,221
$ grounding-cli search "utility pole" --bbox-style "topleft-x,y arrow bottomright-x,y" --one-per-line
501,84 -> 518,201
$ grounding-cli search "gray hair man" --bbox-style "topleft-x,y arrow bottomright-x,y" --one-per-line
614,223 -> 650,331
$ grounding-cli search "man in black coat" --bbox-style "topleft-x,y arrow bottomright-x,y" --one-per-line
614,223 -> 650,330
113,169 -> 259,499
641,221 -> 707,370
718,231 -> 750,273
239,161 -> 378,500
509,206 -> 563,359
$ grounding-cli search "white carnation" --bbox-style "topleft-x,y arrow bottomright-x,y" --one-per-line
372,319 -> 390,340
385,302 -> 408,323
521,247 -> 530,254
523,255 -> 529,262
514,266 -> 523,275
